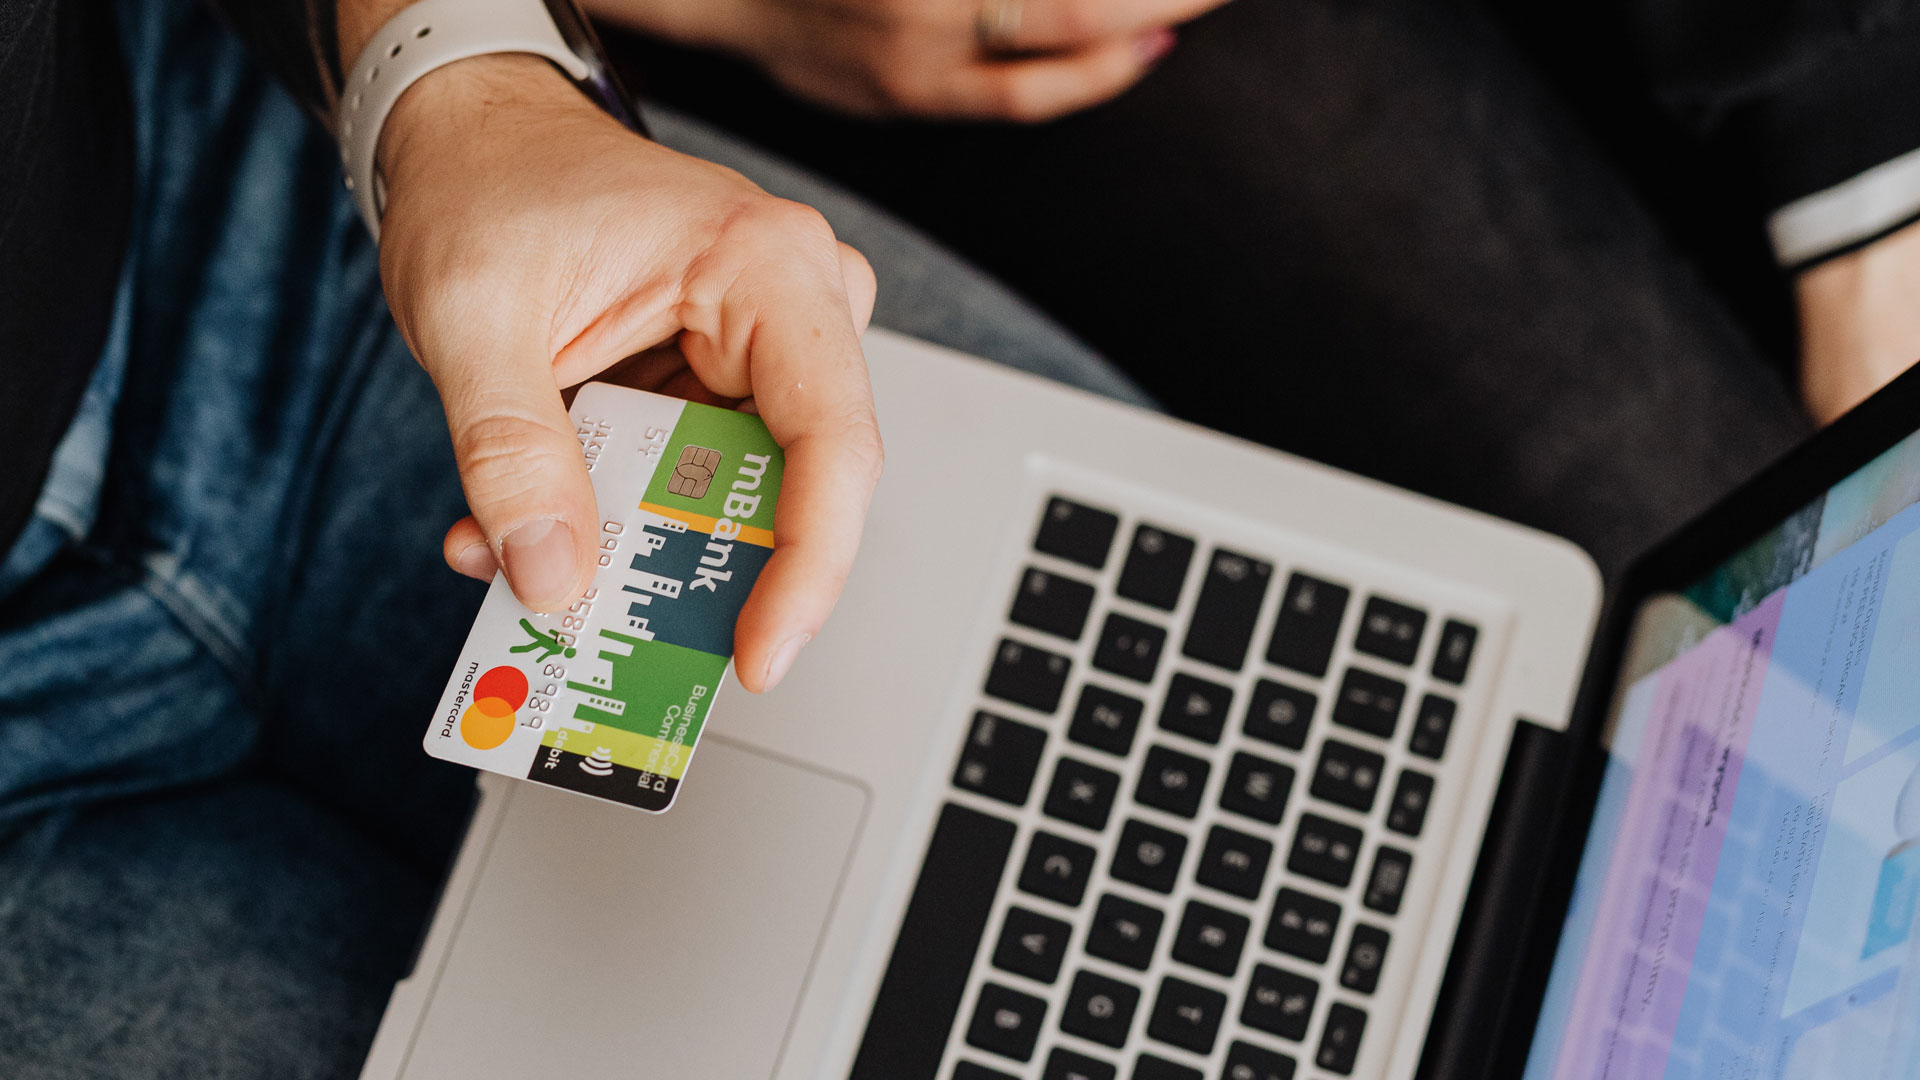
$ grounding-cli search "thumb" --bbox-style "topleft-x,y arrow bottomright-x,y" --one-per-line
433,348 -> 599,613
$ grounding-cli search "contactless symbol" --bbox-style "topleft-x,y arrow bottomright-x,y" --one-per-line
580,747 -> 615,777
460,665 -> 528,750
667,444 -> 722,499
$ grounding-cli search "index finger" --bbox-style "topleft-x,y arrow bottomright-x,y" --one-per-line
713,245 -> 884,692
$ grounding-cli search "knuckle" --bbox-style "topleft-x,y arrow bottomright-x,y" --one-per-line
451,409 -> 576,506
838,241 -> 876,283
715,196 -> 841,262
844,413 -> 887,486
762,198 -> 839,248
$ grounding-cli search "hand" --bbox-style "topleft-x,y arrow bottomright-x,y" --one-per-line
1797,220 -> 1920,425
588,0 -> 1231,121
375,54 -> 882,692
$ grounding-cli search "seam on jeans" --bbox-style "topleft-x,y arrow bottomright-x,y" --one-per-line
136,549 -> 254,694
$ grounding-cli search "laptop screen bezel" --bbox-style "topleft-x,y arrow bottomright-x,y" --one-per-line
1494,359 -> 1920,1077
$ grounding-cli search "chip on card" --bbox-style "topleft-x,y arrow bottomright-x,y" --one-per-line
424,382 -> 782,813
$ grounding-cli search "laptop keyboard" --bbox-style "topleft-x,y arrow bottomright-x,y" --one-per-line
851,495 -> 1485,1080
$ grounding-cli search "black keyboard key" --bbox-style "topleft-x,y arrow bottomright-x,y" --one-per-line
1266,573 -> 1349,677
966,982 -> 1047,1062
1224,1040 -> 1297,1080
1341,924 -> 1391,994
1181,548 -> 1272,670
1316,1003 -> 1368,1075
1352,595 -> 1426,665
1061,970 -> 1140,1048
1087,893 -> 1164,970
1019,831 -> 1097,906
1431,618 -> 1479,684
1043,757 -> 1121,832
1146,975 -> 1227,1054
1133,1054 -> 1201,1080
953,711 -> 1047,807
1093,613 -> 1167,683
1136,745 -> 1210,818
1157,673 -> 1232,744
1244,679 -> 1315,751
1242,964 -> 1318,1041
986,638 -> 1072,713
1112,819 -> 1188,893
1010,567 -> 1097,641
1171,899 -> 1249,977
1331,668 -> 1405,739
1386,769 -> 1435,836
1364,846 -> 1414,915
955,1062 -> 1020,1080
850,804 -> 1015,1080
1068,684 -> 1144,757
1309,739 -> 1385,814
992,906 -> 1071,984
1288,813 -> 1364,887
1196,824 -> 1273,899
1265,888 -> 1342,963
1117,523 -> 1195,610
1034,496 -> 1119,570
1409,694 -> 1456,760
1219,751 -> 1294,825
1045,1047 -> 1118,1080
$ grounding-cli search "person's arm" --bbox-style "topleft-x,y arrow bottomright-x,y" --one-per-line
205,0 -> 883,691
582,0 -> 1229,122
1796,220 -> 1920,424
1606,2 -> 1920,422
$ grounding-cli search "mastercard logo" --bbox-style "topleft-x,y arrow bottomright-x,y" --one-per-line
461,665 -> 529,750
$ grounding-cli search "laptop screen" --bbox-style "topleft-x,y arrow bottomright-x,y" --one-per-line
1524,426 -> 1920,1080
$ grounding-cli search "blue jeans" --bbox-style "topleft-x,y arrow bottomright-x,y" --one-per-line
0,2 -> 1142,1076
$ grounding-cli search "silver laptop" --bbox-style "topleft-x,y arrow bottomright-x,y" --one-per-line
360,328 -> 1920,1079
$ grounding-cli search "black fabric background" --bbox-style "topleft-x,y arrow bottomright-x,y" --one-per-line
0,0 -> 133,554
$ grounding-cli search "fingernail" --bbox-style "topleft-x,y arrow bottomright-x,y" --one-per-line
761,632 -> 813,692
452,541 -> 498,581
1137,27 -> 1177,64
501,518 -> 577,611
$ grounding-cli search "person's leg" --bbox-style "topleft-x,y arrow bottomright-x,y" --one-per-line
0,3 -> 1146,1078
612,0 -> 1814,575
0,785 -> 435,1080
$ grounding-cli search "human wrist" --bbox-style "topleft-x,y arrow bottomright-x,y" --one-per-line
376,52 -> 587,188
1795,219 -> 1920,422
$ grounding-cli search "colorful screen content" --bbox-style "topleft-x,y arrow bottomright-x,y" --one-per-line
1525,430 -> 1920,1080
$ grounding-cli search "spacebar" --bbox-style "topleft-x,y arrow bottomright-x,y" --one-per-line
849,801 -> 1017,1080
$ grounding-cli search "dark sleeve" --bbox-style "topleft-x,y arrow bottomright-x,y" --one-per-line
202,0 -> 344,123
1625,0 -> 1920,268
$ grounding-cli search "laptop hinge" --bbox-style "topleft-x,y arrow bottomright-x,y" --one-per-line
1417,716 -> 1577,1079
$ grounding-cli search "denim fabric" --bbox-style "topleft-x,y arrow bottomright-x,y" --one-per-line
0,1 -> 1139,1075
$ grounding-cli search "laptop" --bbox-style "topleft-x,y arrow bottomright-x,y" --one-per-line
359,327 -> 1920,1080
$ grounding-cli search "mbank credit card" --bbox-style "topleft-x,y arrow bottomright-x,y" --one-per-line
424,382 -> 781,813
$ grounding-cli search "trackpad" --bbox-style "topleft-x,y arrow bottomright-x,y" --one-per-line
403,739 -> 867,1079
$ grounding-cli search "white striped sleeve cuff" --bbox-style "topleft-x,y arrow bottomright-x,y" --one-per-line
1768,145 -> 1920,269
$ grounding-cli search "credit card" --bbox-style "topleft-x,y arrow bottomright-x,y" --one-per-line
423,381 -> 781,813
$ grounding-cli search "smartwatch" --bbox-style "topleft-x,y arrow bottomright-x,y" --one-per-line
335,0 -> 646,240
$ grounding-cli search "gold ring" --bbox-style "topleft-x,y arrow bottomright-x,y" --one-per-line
976,0 -> 1025,53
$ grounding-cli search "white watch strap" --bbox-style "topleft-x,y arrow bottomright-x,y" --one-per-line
335,0 -> 590,241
